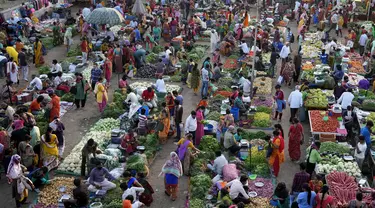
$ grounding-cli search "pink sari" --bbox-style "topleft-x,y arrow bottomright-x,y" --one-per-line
195,110 -> 204,145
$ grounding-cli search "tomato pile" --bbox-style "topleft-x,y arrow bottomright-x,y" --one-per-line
223,58 -> 238,69
309,110 -> 339,133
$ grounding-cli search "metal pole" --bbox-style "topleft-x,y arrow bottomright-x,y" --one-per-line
250,0 -> 259,97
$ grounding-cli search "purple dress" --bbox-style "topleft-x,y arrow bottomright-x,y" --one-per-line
195,110 -> 204,145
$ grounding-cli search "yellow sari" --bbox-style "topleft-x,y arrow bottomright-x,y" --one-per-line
34,41 -> 43,66
41,134 -> 59,170
158,107 -> 170,143
6,46 -> 18,65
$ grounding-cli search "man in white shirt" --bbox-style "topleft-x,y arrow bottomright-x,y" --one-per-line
54,71 -> 63,86
201,66 -> 209,97
279,42 -> 290,64
243,77 -> 252,97
288,85 -> 303,122
155,76 -> 166,93
359,32 -> 368,56
51,59 -> 62,76
165,46 -> 172,60
327,12 -> 338,33
337,88 -> 355,112
325,39 -> 338,54
207,151 -> 228,183
121,183 -> 145,200
355,136 -> 367,169
238,40 -> 250,55
185,111 -> 197,144
105,28 -> 115,42
129,20 -> 138,28
29,74 -> 43,91
201,19 -> 207,30
226,175 -> 256,205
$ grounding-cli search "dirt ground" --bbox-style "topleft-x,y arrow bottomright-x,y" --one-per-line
0,3 -> 346,208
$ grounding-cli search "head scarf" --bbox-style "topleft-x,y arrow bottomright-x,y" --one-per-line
13,120 -> 24,130
162,152 -> 182,177
7,154 -> 21,176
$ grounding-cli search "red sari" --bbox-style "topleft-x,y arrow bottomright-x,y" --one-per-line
288,123 -> 303,161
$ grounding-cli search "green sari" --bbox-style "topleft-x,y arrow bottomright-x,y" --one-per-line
52,26 -> 60,46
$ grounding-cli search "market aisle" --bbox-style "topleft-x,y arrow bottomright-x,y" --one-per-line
147,85 -> 201,208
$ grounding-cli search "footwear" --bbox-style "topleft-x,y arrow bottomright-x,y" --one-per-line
164,191 -> 170,196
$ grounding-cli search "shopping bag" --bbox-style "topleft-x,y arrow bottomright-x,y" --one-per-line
277,76 -> 283,84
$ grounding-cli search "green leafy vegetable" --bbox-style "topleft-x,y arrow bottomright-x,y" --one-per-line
60,93 -> 75,102
319,141 -> 350,154
199,135 -> 220,153
191,174 -> 211,199
256,106 -> 272,114
38,66 -> 50,75
206,111 -> 221,121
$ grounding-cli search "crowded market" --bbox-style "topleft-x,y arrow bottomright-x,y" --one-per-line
1,0 -> 375,207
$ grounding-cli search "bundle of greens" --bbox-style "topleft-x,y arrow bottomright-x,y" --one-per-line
113,92 -> 126,109
102,103 -> 123,119
217,77 -> 233,88
126,155 -> 146,172
206,111 -> 221,121
67,46 -> 81,57
145,52 -> 158,63
102,180 -> 123,208
256,106 -> 272,114
199,135 -> 220,153
241,130 -> 267,140
41,37 -> 54,50
60,93 -> 75,102
152,45 -> 163,54
190,174 -> 212,199
170,74 -> 181,82
190,158 -> 207,176
38,66 -> 50,75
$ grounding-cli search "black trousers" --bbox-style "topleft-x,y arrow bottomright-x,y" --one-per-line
233,193 -> 251,204
290,108 -> 299,122
81,154 -> 87,176
189,131 -> 196,145
75,99 -> 86,108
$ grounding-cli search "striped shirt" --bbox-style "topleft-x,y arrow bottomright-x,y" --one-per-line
138,115 -> 147,129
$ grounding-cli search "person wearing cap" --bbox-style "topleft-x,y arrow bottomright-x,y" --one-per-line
223,125 -> 240,155
48,89 -> 60,122
87,159 -> 116,192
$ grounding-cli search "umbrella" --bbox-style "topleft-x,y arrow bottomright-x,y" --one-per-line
82,8 -> 91,19
86,7 -> 125,26
132,0 -> 147,15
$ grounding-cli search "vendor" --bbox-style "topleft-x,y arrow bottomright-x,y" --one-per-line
360,120 -> 373,149
142,87 -> 157,109
63,178 -> 89,208
133,46 -> 147,69
120,129 -> 137,155
238,40 -> 249,56
29,75 -> 43,91
87,159 -> 116,193
207,150 -> 228,183
337,88 -> 354,114
234,92 -> 247,116
320,49 -> 328,64
50,60 -> 62,77
332,65 -> 344,83
343,106 -> 356,144
306,142 -> 322,175
1,102 -> 15,123
238,73 -> 246,88
1,80 -> 16,105
155,75 -> 166,93
242,76 -> 251,97
81,139 -> 102,177
28,96 -> 44,115
223,125 -> 240,155
225,175 -> 257,205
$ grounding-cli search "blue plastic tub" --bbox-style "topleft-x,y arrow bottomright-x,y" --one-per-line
231,107 -> 239,121
204,124 -> 213,134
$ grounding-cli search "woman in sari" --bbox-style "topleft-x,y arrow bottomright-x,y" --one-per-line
195,106 -> 205,146
176,133 -> 200,174
40,127 -> 59,171
153,25 -> 162,43
243,11 -> 249,27
137,172 -> 154,207
52,22 -> 61,46
163,21 -> 170,40
33,38 -> 43,67
159,152 -> 183,201
107,45 -> 114,62
315,185 -> 335,208
114,44 -> 123,74
7,154 -> 34,208
158,102 -> 170,144
103,55 -> 112,84
96,77 -> 108,113
236,24 -> 243,40
18,135 -> 35,171
288,118 -> 304,162
145,31 -> 157,51
298,18 -> 305,34
190,63 -> 200,95
281,58 -> 295,87
63,27 -> 73,53
268,130 -> 285,177
170,18 -> 178,38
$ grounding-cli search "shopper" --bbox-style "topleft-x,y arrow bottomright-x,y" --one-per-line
18,48 -> 28,82
354,136 -> 367,169
274,85 -> 285,122
315,185 -> 335,208
269,130 -> 285,177
288,118 -> 304,162
288,86 -> 303,123
297,183 -> 316,208
306,142 -> 322,176
290,163 -> 310,204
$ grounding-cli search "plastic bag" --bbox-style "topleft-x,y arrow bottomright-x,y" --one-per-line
222,164 -> 239,182
109,167 -> 124,179
277,76 -> 283,84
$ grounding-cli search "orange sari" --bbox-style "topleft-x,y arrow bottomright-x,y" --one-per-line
269,136 -> 285,177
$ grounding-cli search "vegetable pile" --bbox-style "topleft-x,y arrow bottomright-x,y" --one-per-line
38,177 -> 74,206
241,130 -> 267,141
134,64 -> 158,78
206,111 -> 222,121
217,77 -> 233,88
252,112 -> 271,128
253,77 -> 272,95
248,178 -> 274,198
326,171 -> 358,207
129,82 -> 181,94
248,197 -> 274,208
256,106 -> 272,114
38,66 -> 50,75
304,89 -> 329,109
252,96 -> 273,107
145,52 -> 158,63
126,154 -> 146,172
316,154 -> 361,177
319,142 -> 350,154
190,174 -> 212,199
60,93 -> 75,102
102,180 -> 124,208
223,58 -> 238,70
67,45 -> 81,57
189,198 -> 205,208
245,146 -> 267,170
348,60 -> 365,74
138,134 -> 159,160
309,110 -> 339,133
199,135 -> 220,153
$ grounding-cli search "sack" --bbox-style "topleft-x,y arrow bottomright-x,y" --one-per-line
277,76 -> 283,84
290,33 -> 295,43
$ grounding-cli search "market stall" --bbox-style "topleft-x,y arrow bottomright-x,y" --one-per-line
308,110 -> 347,141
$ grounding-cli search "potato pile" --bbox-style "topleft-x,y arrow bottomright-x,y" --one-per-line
248,197 -> 273,208
38,177 -> 75,206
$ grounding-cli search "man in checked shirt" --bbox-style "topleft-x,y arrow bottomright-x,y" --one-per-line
290,163 -> 310,204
